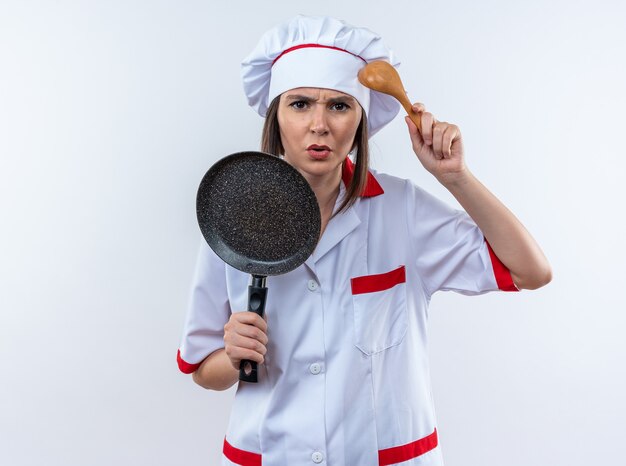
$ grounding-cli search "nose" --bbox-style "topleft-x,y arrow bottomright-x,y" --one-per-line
309,106 -> 329,135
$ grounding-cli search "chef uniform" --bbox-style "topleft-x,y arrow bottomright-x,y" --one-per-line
177,15 -> 518,466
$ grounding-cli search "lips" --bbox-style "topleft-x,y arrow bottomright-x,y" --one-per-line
307,144 -> 331,151
306,144 -> 331,160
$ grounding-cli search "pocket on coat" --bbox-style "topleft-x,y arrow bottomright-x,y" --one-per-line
351,265 -> 408,355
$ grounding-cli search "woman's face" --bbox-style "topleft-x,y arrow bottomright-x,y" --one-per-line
277,87 -> 363,182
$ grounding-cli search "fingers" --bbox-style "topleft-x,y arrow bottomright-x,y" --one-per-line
224,333 -> 266,364
422,115 -> 437,148
431,123 -> 460,159
230,311 -> 268,334
405,116 -> 423,146
227,321 -> 268,346
412,102 -> 426,114
442,124 -> 460,158
410,103 -> 461,160
411,103 -> 435,146
224,312 -> 269,368
432,123 -> 445,159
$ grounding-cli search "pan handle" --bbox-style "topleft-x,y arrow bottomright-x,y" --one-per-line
239,275 -> 268,383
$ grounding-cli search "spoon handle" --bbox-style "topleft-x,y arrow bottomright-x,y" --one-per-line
397,95 -> 423,135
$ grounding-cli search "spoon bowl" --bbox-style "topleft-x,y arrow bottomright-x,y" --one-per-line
358,61 -> 422,134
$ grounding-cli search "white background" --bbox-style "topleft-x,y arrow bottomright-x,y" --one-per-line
1,1 -> 625,465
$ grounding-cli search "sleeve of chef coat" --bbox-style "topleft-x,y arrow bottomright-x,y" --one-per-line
176,239 -> 231,374
405,180 -> 518,297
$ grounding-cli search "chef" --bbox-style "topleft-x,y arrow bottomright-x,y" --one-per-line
177,15 -> 551,466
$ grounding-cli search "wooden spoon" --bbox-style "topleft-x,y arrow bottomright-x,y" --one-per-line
358,61 -> 422,134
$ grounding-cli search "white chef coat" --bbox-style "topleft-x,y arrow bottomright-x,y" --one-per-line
177,162 -> 517,466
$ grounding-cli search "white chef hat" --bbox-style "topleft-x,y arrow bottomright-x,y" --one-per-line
241,15 -> 401,137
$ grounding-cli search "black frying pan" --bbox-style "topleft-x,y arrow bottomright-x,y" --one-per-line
196,151 -> 321,383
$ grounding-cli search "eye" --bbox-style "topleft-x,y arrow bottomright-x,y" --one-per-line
331,102 -> 350,111
289,100 -> 309,110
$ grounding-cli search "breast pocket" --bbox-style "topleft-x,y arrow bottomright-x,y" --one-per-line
350,265 -> 408,355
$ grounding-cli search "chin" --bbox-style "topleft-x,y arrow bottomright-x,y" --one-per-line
302,158 -> 343,176
284,152 -> 346,180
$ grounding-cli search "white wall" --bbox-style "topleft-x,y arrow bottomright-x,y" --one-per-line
1,1 -> 624,465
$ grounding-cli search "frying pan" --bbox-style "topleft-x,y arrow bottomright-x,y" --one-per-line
196,151 -> 321,383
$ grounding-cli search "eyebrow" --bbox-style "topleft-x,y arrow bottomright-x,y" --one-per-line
284,94 -> 356,104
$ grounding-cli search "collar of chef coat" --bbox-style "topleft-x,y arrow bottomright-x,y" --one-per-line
341,158 -> 384,198
309,159 -> 383,264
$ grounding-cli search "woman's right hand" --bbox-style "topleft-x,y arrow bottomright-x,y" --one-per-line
223,312 -> 268,370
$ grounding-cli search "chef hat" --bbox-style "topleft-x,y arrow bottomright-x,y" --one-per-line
241,15 -> 401,137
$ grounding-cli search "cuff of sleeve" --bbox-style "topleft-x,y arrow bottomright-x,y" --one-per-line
177,349 -> 202,374
486,240 -> 519,292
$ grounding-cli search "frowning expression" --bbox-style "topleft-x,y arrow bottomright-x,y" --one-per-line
277,87 -> 363,181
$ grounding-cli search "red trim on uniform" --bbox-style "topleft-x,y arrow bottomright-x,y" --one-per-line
272,43 -> 367,65
342,158 -> 385,198
486,240 -> 519,292
177,349 -> 201,374
378,428 -> 439,465
351,266 -> 406,295
223,438 -> 262,466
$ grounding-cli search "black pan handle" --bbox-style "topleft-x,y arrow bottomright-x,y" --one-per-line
239,275 -> 268,383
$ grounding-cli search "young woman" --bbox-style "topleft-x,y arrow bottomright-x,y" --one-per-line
178,15 -> 551,466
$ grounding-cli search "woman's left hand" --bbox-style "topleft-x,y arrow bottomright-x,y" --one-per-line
405,103 -> 468,185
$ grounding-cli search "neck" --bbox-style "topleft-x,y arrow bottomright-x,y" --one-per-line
311,173 -> 341,209
303,167 -> 342,236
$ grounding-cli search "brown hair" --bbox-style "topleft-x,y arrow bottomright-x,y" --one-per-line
261,96 -> 370,216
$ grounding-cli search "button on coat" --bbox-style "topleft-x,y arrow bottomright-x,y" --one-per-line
309,363 -> 322,375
